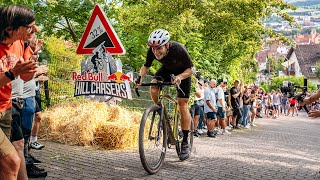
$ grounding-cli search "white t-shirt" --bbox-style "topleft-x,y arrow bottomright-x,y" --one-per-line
195,87 -> 204,101
216,86 -> 225,108
204,87 -> 216,113
273,93 -> 281,105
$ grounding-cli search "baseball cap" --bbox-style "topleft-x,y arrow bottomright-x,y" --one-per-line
217,78 -> 227,84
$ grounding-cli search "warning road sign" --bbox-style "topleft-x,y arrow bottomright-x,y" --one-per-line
76,5 -> 125,55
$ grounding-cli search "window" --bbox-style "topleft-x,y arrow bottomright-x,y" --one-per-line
311,66 -> 317,73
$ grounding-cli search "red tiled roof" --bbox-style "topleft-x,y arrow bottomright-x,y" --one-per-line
295,35 -> 311,44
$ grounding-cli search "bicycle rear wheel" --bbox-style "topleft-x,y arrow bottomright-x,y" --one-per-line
175,114 -> 194,156
139,104 -> 167,174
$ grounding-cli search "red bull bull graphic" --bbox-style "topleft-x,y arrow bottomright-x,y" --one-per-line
120,74 -> 131,81
107,73 -> 117,81
107,71 -> 132,84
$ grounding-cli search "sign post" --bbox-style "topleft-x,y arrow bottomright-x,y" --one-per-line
74,4 -> 131,103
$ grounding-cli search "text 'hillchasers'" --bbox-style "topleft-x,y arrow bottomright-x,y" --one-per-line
74,81 -> 129,98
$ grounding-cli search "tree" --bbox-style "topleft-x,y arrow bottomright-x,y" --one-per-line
1,0 -> 296,83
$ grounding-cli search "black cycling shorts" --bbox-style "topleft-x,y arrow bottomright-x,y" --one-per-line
154,66 -> 191,98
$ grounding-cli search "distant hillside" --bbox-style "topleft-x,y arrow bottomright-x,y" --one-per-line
284,0 -> 320,6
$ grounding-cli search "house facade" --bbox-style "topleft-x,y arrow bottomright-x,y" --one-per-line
282,44 -> 320,87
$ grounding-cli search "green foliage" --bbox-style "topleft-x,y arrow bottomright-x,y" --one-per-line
268,76 -> 317,92
1,0 -> 296,82
111,0 -> 295,81
43,36 -> 84,106
315,64 -> 320,79
259,84 -> 269,92
266,56 -> 285,78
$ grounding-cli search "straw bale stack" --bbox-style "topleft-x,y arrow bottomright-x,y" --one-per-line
39,100 -> 142,150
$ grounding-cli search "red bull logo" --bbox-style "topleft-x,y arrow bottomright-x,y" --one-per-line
107,72 -> 131,83
72,72 -> 103,81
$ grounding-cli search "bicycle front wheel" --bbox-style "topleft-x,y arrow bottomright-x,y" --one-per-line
139,104 -> 167,174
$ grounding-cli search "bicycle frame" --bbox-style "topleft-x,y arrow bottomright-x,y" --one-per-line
135,79 -> 183,145
158,88 -> 180,144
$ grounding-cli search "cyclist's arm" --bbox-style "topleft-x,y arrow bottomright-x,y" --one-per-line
139,65 -> 150,79
177,67 -> 192,80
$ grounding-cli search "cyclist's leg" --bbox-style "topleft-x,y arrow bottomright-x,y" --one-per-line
177,76 -> 191,136
150,66 -> 171,104
150,79 -> 160,104
177,77 -> 191,161
177,97 -> 190,134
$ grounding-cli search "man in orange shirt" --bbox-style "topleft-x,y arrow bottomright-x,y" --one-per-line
0,5 -> 38,180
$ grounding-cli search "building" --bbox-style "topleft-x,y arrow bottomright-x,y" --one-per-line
282,44 -> 320,87
295,28 -> 320,45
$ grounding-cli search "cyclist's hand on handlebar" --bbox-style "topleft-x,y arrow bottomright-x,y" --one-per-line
134,75 -> 142,88
172,75 -> 182,85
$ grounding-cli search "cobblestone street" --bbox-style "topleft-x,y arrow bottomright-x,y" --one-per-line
31,112 -> 320,180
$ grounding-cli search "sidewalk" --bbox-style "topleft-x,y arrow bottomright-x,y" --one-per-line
30,112 -> 320,179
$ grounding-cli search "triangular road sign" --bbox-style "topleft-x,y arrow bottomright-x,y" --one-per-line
76,5 -> 125,55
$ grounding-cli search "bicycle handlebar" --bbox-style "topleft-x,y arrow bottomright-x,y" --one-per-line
135,82 -> 174,97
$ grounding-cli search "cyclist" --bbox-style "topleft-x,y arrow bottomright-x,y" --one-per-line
135,29 -> 193,161
90,51 -> 99,73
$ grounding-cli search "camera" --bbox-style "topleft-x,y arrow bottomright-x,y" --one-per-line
281,79 -> 309,113
280,81 -> 296,98
195,71 -> 202,80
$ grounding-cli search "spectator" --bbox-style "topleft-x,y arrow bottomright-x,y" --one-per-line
242,86 -> 251,128
0,5 -> 38,179
225,87 -> 233,129
249,89 -> 257,127
287,97 -> 298,116
230,80 -> 242,129
192,78 -> 205,137
30,64 -> 48,150
281,93 -> 288,115
216,79 -> 230,134
267,92 -> 274,118
21,35 -> 47,178
273,89 -> 281,118
204,79 -> 218,138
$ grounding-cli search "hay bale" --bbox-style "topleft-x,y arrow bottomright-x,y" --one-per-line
39,100 -> 143,150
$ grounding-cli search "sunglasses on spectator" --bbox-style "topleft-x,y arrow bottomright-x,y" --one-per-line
23,23 -> 36,33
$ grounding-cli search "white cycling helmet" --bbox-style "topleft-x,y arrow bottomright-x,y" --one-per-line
148,29 -> 170,47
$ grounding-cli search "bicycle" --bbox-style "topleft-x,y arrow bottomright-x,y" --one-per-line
135,76 -> 194,174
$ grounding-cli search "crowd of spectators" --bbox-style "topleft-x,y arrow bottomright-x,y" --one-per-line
191,77 -> 315,138
0,5 -> 48,179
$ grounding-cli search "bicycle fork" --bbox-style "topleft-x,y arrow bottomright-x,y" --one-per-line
164,106 -> 178,147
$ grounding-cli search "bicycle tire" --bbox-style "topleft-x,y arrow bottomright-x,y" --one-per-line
175,113 -> 194,156
139,104 -> 167,174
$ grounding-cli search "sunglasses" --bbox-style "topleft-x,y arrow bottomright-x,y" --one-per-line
23,23 -> 36,33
